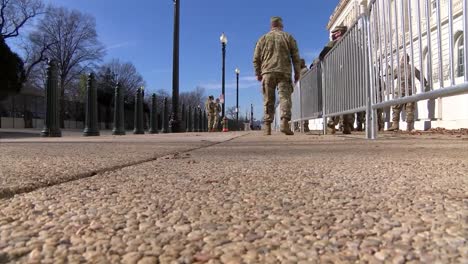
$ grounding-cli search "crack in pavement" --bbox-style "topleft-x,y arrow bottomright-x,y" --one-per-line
0,133 -> 249,200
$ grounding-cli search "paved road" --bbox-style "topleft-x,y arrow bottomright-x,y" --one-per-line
0,131 -> 467,263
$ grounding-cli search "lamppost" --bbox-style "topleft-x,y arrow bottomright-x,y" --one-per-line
235,67 -> 240,130
170,0 -> 181,132
220,32 -> 228,132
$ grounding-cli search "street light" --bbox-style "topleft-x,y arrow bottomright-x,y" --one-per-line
170,0 -> 181,132
220,32 -> 228,132
235,67 -> 240,130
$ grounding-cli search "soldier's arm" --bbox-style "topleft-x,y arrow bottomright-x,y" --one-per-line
318,42 -> 334,61
289,35 -> 301,81
253,38 -> 264,78
414,67 -> 428,86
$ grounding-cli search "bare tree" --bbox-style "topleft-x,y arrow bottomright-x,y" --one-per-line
98,59 -> 145,99
27,6 -> 105,99
180,86 -> 205,109
0,0 -> 44,39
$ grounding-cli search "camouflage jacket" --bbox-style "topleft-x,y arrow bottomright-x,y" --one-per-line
205,100 -> 215,114
253,28 -> 301,77
214,103 -> 221,115
319,40 -> 336,61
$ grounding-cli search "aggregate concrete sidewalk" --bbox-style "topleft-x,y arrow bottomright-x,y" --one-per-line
0,130 -> 241,199
0,131 -> 467,263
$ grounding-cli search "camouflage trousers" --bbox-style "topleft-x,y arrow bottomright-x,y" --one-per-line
392,88 -> 415,123
213,114 -> 221,130
328,114 -> 353,129
392,102 -> 415,123
262,73 -> 293,123
208,113 -> 215,130
355,110 -> 385,131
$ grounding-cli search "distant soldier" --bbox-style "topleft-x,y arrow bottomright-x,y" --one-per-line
213,98 -> 222,131
319,25 -> 353,134
388,54 -> 427,132
253,16 -> 301,136
205,95 -> 215,132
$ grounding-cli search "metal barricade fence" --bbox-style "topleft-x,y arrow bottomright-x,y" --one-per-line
291,0 -> 468,139
322,15 -> 370,119
368,0 -> 468,139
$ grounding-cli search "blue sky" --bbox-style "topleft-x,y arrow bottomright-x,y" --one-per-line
19,0 -> 339,120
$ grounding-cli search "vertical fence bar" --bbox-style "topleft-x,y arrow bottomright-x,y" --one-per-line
394,0 -> 402,99
464,0 -> 468,81
417,0 -> 425,93
322,61 -> 327,134
448,0 -> 455,86
435,0 -> 444,87
407,0 -> 417,96
382,0 -> 390,101
388,0 -> 396,98
425,0 -> 434,89
366,10 -> 377,139
400,0 -> 409,98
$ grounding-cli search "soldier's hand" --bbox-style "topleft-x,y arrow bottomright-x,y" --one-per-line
256,75 -> 262,82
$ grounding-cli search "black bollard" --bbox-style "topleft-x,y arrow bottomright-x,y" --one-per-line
133,88 -> 145,134
201,110 -> 205,132
198,108 -> 203,133
162,97 -> 169,133
83,73 -> 100,136
149,93 -> 158,134
41,60 -> 62,137
181,104 -> 186,132
112,83 -> 125,135
193,107 -> 198,132
186,107 -> 191,132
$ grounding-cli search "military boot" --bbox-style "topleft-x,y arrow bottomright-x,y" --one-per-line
327,124 -> 336,134
264,123 -> 271,136
387,122 -> 399,131
280,119 -> 294,135
343,124 -> 352,134
356,122 -> 363,132
406,122 -> 415,132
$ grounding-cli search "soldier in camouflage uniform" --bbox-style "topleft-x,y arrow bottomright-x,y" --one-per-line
319,25 -> 354,135
253,16 -> 301,136
205,95 -> 215,132
388,54 -> 427,132
213,98 -> 222,131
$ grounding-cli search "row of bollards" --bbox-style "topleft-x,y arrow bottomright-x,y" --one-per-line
40,59 -> 211,137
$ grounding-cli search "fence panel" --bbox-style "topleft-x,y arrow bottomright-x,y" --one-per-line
300,65 -> 323,120
369,0 -> 468,112
322,16 -> 370,118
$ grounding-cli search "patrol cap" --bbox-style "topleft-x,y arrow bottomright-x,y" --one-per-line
331,25 -> 347,33
270,16 -> 283,26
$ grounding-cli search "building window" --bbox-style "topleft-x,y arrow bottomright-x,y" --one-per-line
432,0 -> 437,15
456,34 -> 464,77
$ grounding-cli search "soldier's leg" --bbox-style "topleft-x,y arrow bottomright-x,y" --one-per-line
388,104 -> 402,131
208,114 -> 214,131
278,74 -> 294,135
342,114 -> 352,134
303,120 -> 310,132
262,74 -> 277,135
327,116 -> 338,134
356,112 -> 365,131
405,102 -> 415,131
377,108 -> 384,131
349,113 -> 356,131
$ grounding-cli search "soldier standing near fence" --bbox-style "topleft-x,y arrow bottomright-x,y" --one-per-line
205,95 -> 215,132
319,25 -> 353,134
253,16 -> 301,136
388,54 -> 427,132
213,98 -> 221,131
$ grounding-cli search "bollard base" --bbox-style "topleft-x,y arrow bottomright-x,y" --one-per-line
112,130 -> 126,136
222,117 -> 229,132
149,129 -> 159,134
133,131 -> 145,135
83,131 -> 100,137
41,129 -> 62,137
